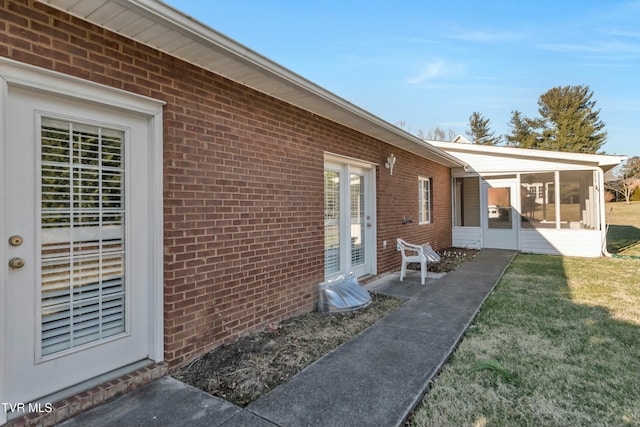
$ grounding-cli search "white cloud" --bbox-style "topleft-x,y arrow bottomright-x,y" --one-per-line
407,59 -> 466,84
407,60 -> 446,84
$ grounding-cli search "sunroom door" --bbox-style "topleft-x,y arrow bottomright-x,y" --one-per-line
2,85 -> 154,406
324,159 -> 376,279
482,178 -> 518,250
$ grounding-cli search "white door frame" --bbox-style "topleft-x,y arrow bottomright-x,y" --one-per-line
0,58 -> 164,423
324,153 -> 377,279
481,177 -> 519,250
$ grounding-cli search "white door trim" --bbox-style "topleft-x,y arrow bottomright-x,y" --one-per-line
0,58 -> 164,424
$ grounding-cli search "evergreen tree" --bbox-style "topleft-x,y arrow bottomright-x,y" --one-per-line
537,85 -> 607,153
466,112 -> 501,145
505,110 -> 540,148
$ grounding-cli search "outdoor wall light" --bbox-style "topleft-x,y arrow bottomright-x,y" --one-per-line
385,153 -> 396,175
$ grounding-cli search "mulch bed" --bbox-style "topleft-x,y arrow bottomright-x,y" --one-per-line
173,247 -> 479,407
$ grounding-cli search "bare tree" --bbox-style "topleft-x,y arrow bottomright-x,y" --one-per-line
395,120 -> 412,133
416,127 -> 457,141
605,156 -> 640,204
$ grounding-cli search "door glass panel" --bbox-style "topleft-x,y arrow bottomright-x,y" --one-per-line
350,174 -> 365,267
487,187 -> 512,229
324,170 -> 340,275
40,118 -> 126,357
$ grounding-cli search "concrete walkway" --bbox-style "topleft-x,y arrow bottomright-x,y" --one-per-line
59,249 -> 516,427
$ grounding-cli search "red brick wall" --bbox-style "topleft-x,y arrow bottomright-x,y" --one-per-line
0,0 -> 451,368
376,151 -> 452,274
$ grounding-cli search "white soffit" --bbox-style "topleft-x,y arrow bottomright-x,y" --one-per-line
37,0 -> 464,168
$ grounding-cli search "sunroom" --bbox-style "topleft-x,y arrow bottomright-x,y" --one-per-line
430,138 -> 626,257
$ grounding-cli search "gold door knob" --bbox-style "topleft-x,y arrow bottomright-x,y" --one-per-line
9,257 -> 25,269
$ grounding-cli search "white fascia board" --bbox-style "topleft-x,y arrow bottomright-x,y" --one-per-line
430,140 -> 627,168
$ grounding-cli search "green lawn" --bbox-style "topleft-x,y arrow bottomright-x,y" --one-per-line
606,201 -> 640,256
412,254 -> 640,426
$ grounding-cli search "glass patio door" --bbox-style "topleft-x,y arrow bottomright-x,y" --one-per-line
324,159 -> 375,278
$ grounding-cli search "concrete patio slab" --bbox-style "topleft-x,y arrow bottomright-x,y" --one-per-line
364,270 -> 445,298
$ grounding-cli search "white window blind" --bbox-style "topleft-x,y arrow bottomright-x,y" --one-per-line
350,174 -> 365,266
40,118 -> 126,357
419,177 -> 432,224
324,170 -> 340,276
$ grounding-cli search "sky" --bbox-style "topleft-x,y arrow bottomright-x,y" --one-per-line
164,0 -> 640,158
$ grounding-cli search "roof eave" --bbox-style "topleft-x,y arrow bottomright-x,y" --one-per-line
37,0 -> 464,168
430,140 -> 626,169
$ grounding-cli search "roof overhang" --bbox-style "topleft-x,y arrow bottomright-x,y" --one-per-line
38,0 -> 464,168
430,140 -> 627,173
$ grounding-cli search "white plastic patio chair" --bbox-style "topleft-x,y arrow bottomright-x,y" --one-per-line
396,238 -> 440,285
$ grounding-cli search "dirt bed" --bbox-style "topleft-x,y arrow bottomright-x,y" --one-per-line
173,247 -> 478,407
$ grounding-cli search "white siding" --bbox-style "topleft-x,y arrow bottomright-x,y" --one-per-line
463,178 -> 480,226
453,227 -> 482,249
520,229 -> 602,257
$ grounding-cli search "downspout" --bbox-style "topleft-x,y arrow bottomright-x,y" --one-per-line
602,207 -> 613,258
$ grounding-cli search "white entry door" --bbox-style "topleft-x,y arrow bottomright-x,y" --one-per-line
482,178 -> 518,250
324,158 -> 376,279
2,85 -> 154,406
